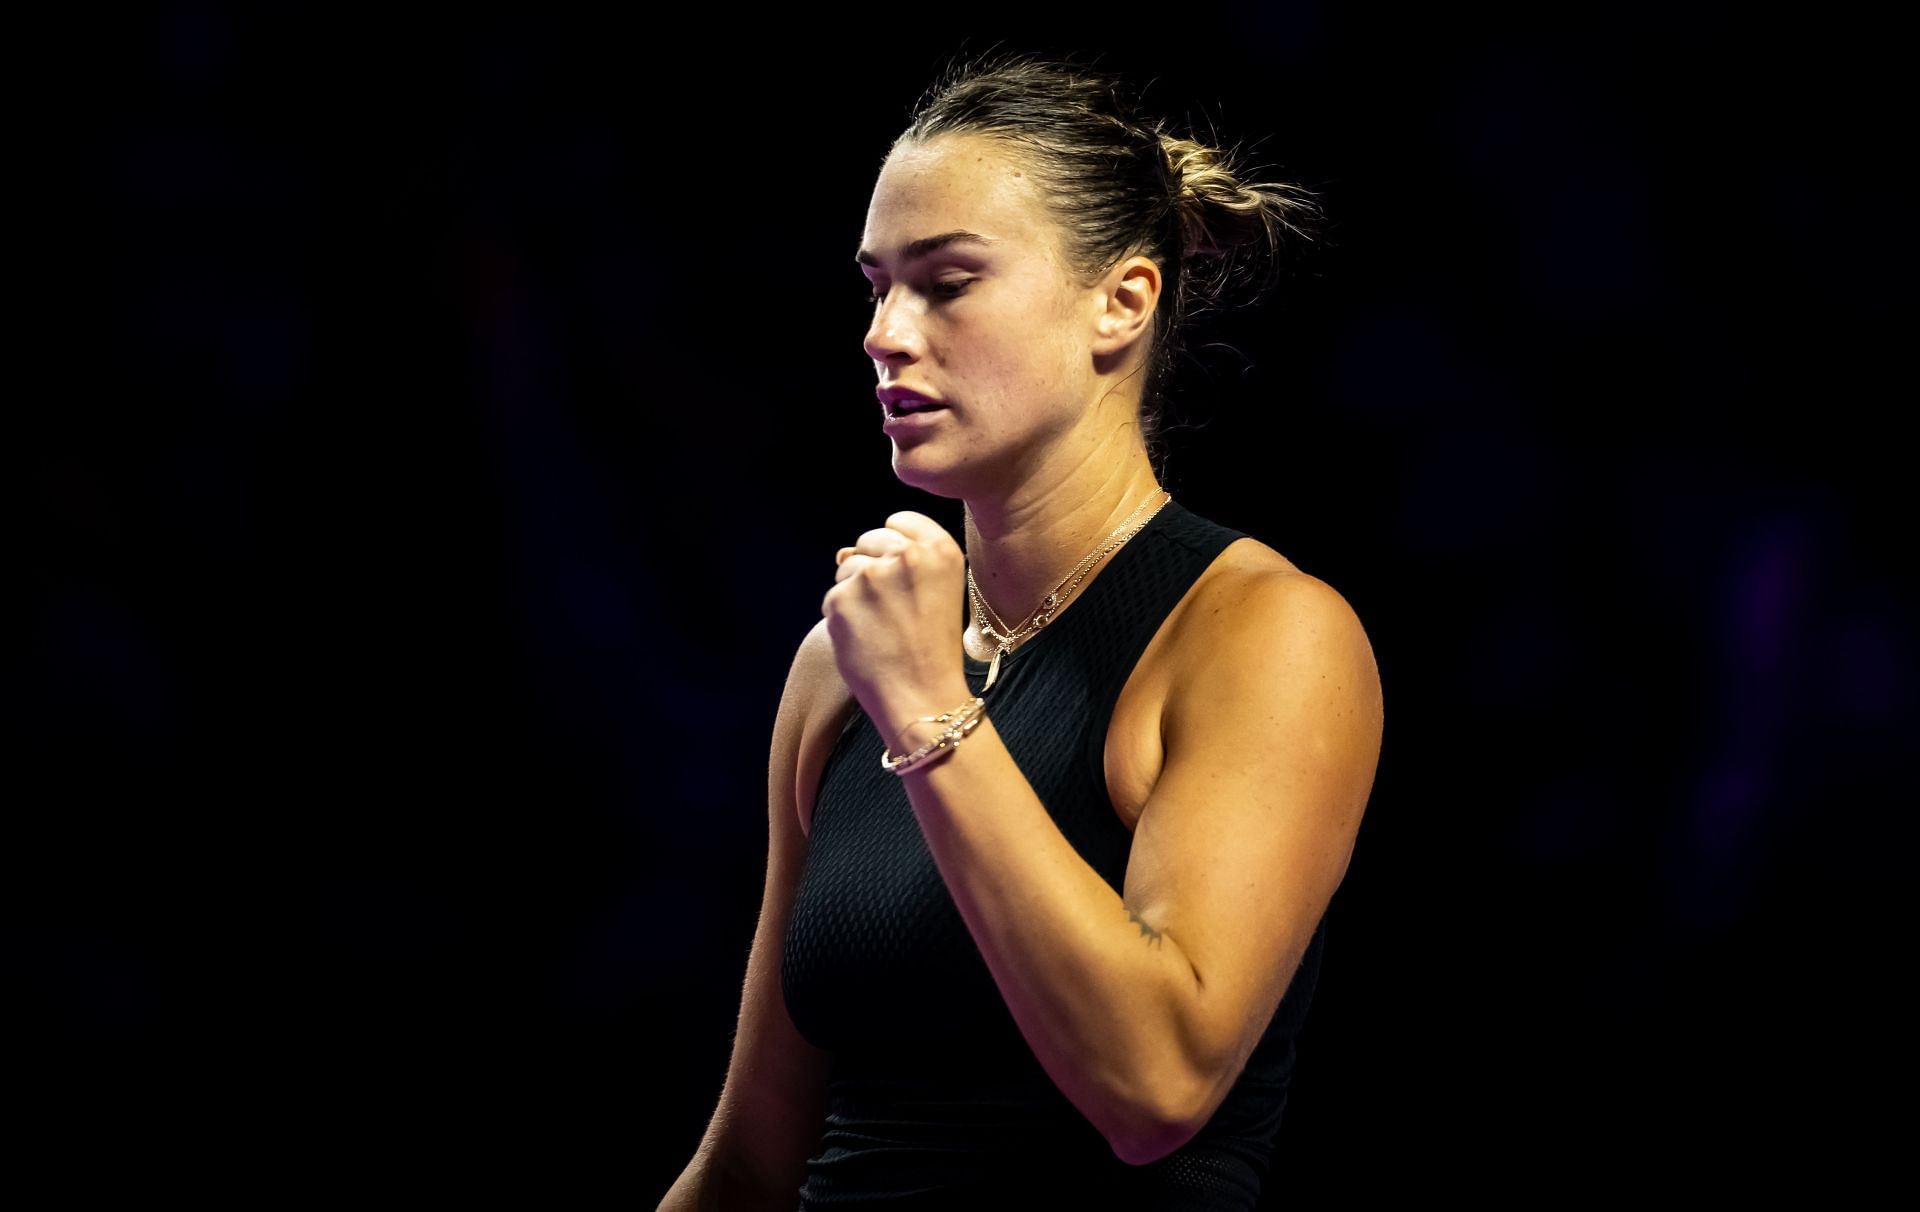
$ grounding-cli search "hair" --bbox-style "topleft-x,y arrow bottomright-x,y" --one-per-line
894,49 -> 1322,480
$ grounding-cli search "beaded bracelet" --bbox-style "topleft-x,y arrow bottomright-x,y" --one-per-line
879,696 -> 987,776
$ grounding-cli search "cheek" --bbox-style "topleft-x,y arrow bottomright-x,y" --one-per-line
1009,303 -> 1080,373
983,344 -> 1076,413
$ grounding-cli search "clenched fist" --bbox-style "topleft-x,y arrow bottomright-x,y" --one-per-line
822,510 -> 973,738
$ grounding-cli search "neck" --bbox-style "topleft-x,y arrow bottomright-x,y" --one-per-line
961,447 -> 1164,649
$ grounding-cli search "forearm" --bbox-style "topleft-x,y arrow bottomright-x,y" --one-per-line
874,682 -> 1216,1160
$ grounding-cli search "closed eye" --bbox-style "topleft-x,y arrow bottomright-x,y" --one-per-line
864,279 -> 974,305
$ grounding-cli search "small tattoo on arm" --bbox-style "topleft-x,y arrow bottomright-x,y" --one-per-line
1126,906 -> 1164,947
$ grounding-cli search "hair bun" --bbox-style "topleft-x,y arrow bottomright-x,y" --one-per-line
895,50 -> 1321,480
1159,132 -> 1322,306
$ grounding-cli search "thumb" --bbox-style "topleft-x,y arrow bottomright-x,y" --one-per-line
885,510 -> 944,543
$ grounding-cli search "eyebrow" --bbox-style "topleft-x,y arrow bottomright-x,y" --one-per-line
855,230 -> 997,267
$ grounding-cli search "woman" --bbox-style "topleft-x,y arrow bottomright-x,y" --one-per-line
662,52 -> 1382,1210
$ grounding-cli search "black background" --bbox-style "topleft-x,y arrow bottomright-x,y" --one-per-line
19,2 -> 1906,1203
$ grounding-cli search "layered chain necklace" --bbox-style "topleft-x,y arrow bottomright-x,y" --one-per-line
965,487 -> 1173,691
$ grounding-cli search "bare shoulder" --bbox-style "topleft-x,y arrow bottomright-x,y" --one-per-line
787,616 -> 849,707
1167,537 -> 1381,732
1190,536 -> 1371,642
785,618 -> 858,838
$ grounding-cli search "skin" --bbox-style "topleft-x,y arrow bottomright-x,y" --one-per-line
854,134 -> 1172,641
660,133 -> 1382,1207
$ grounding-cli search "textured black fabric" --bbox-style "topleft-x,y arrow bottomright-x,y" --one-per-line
781,499 -> 1327,1210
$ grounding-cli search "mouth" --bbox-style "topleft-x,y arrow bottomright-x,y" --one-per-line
878,387 -> 948,419
883,404 -> 949,432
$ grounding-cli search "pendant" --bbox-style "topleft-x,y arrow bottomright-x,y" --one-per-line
984,643 -> 1006,691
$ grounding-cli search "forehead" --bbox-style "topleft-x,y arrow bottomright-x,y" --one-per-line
861,135 -> 1059,262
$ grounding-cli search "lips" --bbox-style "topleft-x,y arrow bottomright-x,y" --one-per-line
878,387 -> 948,418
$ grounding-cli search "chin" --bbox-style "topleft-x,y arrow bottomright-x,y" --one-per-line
889,448 -> 970,500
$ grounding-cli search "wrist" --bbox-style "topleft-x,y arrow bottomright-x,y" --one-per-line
876,686 -> 987,778
870,676 -> 978,749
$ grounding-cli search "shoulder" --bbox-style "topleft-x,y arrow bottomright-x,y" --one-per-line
784,619 -> 858,837
788,616 -> 845,699
1164,537 -> 1381,736
793,617 -> 860,720
1184,534 -> 1368,641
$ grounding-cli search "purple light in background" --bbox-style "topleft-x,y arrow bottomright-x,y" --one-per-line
1670,508 -> 1814,934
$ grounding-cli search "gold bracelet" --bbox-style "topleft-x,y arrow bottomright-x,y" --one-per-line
884,695 -> 985,750
879,696 -> 987,776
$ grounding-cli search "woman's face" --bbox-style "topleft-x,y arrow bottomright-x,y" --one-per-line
858,134 -> 1106,496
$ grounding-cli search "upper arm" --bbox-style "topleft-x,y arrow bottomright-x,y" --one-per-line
693,619 -> 843,1197
1121,570 -> 1383,1112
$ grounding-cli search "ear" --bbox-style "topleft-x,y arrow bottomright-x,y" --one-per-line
1091,255 -> 1162,356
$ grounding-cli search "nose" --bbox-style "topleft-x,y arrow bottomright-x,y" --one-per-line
863,290 -> 922,366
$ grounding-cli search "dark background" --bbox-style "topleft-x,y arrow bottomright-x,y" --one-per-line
19,2 -> 1906,1202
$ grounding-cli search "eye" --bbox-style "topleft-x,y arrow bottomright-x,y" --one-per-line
932,278 -> 973,299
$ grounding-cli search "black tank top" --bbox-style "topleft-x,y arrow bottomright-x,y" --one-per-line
782,499 -> 1327,1210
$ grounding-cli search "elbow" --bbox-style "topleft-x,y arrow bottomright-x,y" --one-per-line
1097,1063 -> 1221,1167
1107,1119 -> 1203,1167
1084,975 -> 1243,1165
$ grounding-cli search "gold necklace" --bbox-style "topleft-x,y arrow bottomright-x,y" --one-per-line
965,488 -> 1172,691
